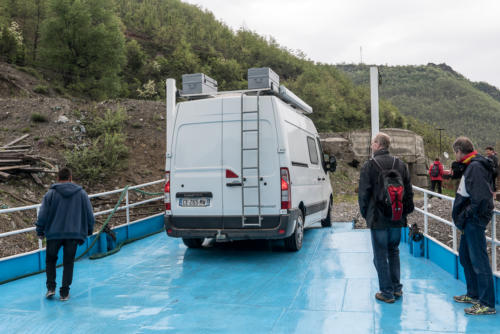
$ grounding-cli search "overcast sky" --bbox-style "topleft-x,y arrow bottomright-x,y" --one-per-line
184,0 -> 500,89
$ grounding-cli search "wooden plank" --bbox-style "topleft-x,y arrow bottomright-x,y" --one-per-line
17,168 -> 58,173
0,164 -> 31,171
0,145 -> 31,150
31,173 -> 44,186
0,171 -> 11,179
0,149 -> 30,154
0,159 -> 23,164
2,134 -> 30,148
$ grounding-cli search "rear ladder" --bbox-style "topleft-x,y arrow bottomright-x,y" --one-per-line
240,92 -> 262,227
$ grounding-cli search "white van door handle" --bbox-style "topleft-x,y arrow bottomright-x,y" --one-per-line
226,182 -> 243,187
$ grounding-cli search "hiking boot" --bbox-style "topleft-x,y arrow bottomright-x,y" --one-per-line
464,303 -> 496,315
45,290 -> 55,299
375,292 -> 395,304
453,294 -> 478,304
394,290 -> 403,299
60,294 -> 70,301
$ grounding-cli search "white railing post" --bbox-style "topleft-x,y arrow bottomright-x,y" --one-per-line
125,190 -> 130,225
36,206 -> 42,249
492,213 -> 497,272
424,192 -> 428,235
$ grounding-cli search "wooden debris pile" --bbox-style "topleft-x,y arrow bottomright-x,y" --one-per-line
0,134 -> 58,183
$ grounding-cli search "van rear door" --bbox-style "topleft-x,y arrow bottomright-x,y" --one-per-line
221,96 -> 280,228
171,99 -> 223,229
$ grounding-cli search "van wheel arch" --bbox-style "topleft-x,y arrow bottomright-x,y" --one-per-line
321,195 -> 333,228
284,209 -> 304,252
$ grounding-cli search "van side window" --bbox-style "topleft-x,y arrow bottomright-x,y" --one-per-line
307,136 -> 319,165
316,137 -> 327,172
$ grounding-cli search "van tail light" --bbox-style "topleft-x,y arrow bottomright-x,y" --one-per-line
164,171 -> 171,211
280,167 -> 291,210
226,169 -> 238,178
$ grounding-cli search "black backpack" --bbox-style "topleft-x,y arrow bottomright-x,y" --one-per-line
430,163 -> 440,177
372,157 -> 405,221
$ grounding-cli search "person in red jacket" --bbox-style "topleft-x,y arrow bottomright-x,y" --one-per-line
429,158 -> 444,196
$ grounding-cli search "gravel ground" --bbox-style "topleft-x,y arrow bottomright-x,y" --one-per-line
332,195 -> 500,271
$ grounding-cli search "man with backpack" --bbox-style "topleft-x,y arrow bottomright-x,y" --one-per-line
428,158 -> 444,196
358,132 -> 414,303
452,137 -> 496,315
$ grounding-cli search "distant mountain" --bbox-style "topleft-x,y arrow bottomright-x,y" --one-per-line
337,63 -> 500,148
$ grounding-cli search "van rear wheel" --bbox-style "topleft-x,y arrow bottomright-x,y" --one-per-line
284,211 -> 304,251
321,201 -> 332,228
182,237 -> 204,248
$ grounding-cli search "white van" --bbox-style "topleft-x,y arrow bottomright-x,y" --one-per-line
164,69 -> 336,251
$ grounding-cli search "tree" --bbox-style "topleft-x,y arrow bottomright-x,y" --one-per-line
0,21 -> 24,63
40,0 -> 126,99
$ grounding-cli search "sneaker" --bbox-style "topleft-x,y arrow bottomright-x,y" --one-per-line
464,303 -> 496,315
453,294 -> 478,304
375,292 -> 395,304
394,291 -> 403,299
60,294 -> 70,301
45,290 -> 55,299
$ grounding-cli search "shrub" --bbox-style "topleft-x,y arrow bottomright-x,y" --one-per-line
33,85 -> 49,95
86,107 -> 128,138
65,131 -> 128,182
30,112 -> 48,122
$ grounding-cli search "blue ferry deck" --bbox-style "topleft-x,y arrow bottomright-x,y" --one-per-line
0,223 -> 499,333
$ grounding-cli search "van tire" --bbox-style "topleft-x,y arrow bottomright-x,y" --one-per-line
321,201 -> 332,228
284,211 -> 304,252
182,238 -> 204,248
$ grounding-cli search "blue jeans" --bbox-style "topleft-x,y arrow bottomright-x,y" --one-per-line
371,228 -> 402,299
459,223 -> 495,308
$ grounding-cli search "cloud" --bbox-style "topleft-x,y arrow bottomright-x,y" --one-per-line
184,0 -> 500,88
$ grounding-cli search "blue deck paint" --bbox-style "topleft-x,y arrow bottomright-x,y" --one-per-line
0,223 -> 499,333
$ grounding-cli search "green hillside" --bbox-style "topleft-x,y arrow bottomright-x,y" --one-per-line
337,63 -> 500,148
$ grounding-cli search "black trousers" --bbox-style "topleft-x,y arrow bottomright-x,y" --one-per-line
45,239 -> 78,294
430,180 -> 442,194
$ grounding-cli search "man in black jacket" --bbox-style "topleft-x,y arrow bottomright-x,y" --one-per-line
485,146 -> 498,191
358,132 -> 414,303
452,137 -> 496,315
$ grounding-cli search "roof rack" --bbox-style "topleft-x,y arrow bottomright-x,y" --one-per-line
178,67 -> 313,114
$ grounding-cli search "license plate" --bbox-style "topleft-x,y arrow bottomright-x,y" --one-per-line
179,198 -> 210,207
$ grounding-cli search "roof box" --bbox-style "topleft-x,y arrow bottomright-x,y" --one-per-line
182,73 -> 218,95
248,67 -> 279,92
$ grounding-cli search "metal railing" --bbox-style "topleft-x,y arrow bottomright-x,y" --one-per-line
0,179 -> 165,252
412,185 -> 499,276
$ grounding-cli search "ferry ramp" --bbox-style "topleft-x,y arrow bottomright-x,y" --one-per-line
1,222 -> 499,333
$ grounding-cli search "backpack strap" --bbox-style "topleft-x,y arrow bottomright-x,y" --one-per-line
372,156 -> 396,171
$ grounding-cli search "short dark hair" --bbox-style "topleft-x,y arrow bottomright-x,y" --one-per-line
485,146 -> 494,151
58,167 -> 72,181
435,157 -> 440,161
453,136 -> 474,154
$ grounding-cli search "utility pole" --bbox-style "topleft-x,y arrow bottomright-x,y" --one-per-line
436,128 -> 444,158
370,67 -> 379,140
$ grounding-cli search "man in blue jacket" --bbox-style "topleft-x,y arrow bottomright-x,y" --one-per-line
451,137 -> 496,315
36,168 -> 95,301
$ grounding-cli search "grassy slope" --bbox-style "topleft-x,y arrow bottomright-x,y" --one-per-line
337,63 -> 500,148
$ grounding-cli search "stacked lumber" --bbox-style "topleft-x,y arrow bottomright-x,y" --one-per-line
0,134 -> 58,183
